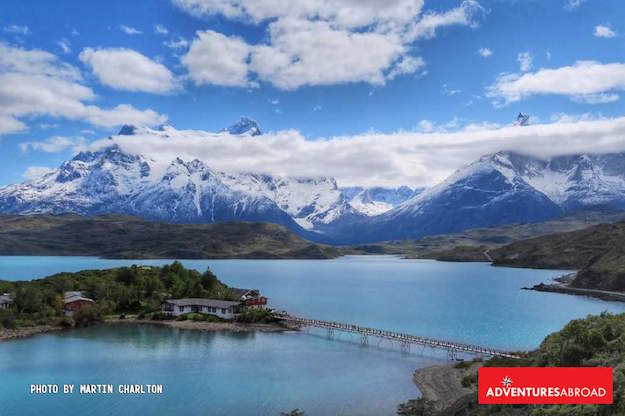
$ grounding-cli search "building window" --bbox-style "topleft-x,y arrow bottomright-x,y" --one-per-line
221,308 -> 226,314
178,306 -> 184,312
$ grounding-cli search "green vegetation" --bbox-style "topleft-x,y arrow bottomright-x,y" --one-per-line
491,221 -> 625,292
0,214 -> 340,259
0,261 -> 233,329
348,210 -> 624,261
400,312 -> 625,416
236,309 -> 278,324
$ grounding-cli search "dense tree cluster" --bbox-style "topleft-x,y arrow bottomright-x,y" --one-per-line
0,262 -> 233,328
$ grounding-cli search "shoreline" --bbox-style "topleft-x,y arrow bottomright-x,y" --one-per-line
0,318 -> 296,342
524,282 -> 625,303
411,362 -> 480,413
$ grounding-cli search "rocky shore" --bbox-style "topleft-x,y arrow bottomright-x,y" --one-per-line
105,317 -> 296,333
0,318 -> 296,342
0,325 -> 62,341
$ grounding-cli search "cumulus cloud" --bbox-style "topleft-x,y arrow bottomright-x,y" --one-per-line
477,47 -> 492,57
20,136 -> 86,153
79,47 -> 178,93
594,24 -> 616,38
487,61 -> 625,105
86,115 -> 625,188
22,166 -> 55,181
120,25 -> 142,35
164,37 -> 189,50
183,31 -> 251,87
0,42 -> 166,135
176,0 -> 483,89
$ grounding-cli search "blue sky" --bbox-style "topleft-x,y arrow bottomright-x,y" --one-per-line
1,0 -> 625,187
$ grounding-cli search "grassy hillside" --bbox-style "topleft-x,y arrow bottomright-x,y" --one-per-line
400,312 -> 625,416
0,214 -> 341,259
350,210 -> 625,261
491,221 -> 625,291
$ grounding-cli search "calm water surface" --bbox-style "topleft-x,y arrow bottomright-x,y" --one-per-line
1,255 -> 624,415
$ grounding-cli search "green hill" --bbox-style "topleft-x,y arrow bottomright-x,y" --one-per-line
0,214 -> 341,259
491,221 -> 625,291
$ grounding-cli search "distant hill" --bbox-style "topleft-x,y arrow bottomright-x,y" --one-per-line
491,221 -> 625,291
349,210 -> 625,262
0,214 -> 341,259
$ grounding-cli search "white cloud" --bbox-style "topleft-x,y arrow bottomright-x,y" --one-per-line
478,47 -> 492,57
571,93 -> 619,104
22,166 -> 55,181
164,37 -> 189,50
120,25 -> 142,35
3,25 -> 29,35
182,30 -> 251,87
517,51 -> 532,72
79,48 -> 177,94
594,24 -> 616,39
57,38 -> 71,54
154,24 -> 169,35
442,84 -> 461,96
404,0 -> 484,41
565,0 -> 586,11
175,0 -> 483,89
387,55 -> 425,80
417,119 -> 435,132
312,105 -> 322,112
487,61 -> 625,105
93,115 -> 625,187
0,42 -> 166,135
20,136 -> 86,153
269,98 -> 279,105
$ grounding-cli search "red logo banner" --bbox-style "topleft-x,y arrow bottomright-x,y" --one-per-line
478,367 -> 613,405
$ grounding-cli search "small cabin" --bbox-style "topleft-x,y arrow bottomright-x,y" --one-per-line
64,291 -> 95,316
162,298 -> 241,320
0,293 -> 13,310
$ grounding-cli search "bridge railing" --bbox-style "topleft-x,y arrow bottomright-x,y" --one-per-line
279,315 -> 521,359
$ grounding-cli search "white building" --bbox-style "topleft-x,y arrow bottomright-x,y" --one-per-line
0,293 -> 12,310
162,298 -> 241,320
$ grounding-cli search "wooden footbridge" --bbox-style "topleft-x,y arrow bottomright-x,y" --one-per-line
278,315 -> 521,360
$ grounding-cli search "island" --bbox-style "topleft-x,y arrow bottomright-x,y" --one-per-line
0,261 -> 290,341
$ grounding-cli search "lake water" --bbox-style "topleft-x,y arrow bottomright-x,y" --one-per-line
1,255 -> 625,415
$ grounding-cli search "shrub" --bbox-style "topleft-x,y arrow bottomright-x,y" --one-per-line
73,305 -> 102,328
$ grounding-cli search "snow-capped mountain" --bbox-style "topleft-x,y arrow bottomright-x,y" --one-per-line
220,173 -> 353,230
0,144 -> 300,231
218,117 -> 262,136
334,151 -> 625,243
2,120 -> 625,245
341,186 -> 421,216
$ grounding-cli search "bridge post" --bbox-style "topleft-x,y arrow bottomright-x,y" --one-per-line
361,334 -> 368,345
327,328 -> 334,338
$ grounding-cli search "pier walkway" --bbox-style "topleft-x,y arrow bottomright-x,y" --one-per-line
278,315 -> 521,360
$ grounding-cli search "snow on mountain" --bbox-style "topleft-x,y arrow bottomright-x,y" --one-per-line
220,173 -> 352,230
3,120 -> 625,245
219,117 -> 262,136
341,186 -> 420,216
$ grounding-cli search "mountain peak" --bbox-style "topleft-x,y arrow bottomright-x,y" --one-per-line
220,117 -> 262,136
118,125 -> 137,135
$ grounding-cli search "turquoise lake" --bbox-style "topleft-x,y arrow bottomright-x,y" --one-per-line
1,255 -> 625,415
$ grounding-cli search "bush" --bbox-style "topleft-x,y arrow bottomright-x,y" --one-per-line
0,312 -> 16,329
461,373 -> 478,388
236,309 -> 276,324
176,314 -> 188,321
73,305 -> 102,328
